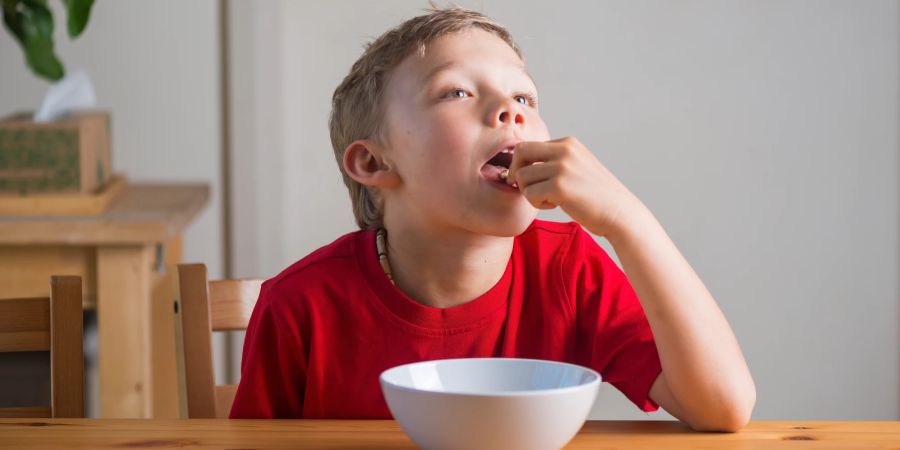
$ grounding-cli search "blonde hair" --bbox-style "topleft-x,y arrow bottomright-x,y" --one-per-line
329,5 -> 523,230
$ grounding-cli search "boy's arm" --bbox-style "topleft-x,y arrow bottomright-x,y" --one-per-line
508,137 -> 756,432
606,205 -> 756,432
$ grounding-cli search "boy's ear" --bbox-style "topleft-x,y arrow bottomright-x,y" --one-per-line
342,139 -> 401,188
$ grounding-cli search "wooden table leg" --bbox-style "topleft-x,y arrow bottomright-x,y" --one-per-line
97,245 -> 152,418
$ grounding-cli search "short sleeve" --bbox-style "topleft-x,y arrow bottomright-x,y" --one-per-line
229,282 -> 308,418
564,225 -> 662,412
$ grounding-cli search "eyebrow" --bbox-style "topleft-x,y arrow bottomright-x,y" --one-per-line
420,61 -> 535,86
420,61 -> 458,85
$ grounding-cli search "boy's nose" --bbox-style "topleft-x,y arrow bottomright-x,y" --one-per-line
491,99 -> 525,128
498,110 -> 525,126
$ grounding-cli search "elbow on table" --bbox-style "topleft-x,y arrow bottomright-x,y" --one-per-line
695,410 -> 750,433
691,385 -> 757,433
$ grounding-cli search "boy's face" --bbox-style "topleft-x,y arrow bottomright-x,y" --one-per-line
381,28 -> 550,237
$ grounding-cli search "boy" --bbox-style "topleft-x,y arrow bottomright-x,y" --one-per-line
230,6 -> 755,432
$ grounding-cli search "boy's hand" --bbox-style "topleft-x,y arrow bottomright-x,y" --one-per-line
511,138 -> 757,431
506,136 -> 646,238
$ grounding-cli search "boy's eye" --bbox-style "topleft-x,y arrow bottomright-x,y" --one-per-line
514,94 -> 538,107
446,88 -> 470,99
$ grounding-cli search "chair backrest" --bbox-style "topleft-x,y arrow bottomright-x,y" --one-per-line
0,276 -> 83,418
175,263 -> 263,418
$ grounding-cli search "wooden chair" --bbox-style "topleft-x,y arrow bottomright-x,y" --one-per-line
175,263 -> 263,418
0,276 -> 83,418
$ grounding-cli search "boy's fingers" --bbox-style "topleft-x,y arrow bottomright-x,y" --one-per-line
507,141 -> 558,183
521,179 -> 560,210
510,160 -> 557,190
512,161 -> 563,210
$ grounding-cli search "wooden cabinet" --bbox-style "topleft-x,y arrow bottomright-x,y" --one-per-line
0,183 -> 208,418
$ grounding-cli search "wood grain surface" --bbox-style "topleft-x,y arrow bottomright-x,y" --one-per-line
0,183 -> 209,244
0,419 -> 898,449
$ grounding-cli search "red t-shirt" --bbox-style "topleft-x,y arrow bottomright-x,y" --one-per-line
229,219 -> 661,419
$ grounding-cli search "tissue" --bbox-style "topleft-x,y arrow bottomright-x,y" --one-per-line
34,69 -> 97,122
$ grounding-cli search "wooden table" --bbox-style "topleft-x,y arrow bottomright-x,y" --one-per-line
0,419 -> 898,449
0,183 -> 209,419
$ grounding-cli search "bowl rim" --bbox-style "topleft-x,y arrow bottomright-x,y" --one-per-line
379,357 -> 602,398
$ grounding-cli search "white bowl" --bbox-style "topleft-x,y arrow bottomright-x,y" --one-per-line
379,358 -> 601,450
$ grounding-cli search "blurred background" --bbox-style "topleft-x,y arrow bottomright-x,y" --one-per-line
0,0 -> 897,421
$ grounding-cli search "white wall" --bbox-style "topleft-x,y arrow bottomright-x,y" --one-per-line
0,0 -> 224,416
230,0 -> 899,421
227,0 -> 287,282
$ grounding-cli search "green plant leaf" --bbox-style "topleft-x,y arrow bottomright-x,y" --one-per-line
2,0 -> 27,47
3,0 -> 94,82
20,0 -> 63,81
63,0 -> 93,38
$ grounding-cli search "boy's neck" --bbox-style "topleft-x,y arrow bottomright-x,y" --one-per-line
381,221 -> 513,309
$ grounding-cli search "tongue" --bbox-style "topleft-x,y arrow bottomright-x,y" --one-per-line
481,164 -> 508,183
481,164 -> 503,180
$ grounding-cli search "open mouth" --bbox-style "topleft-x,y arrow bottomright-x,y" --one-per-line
485,148 -> 514,170
480,145 -> 518,190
